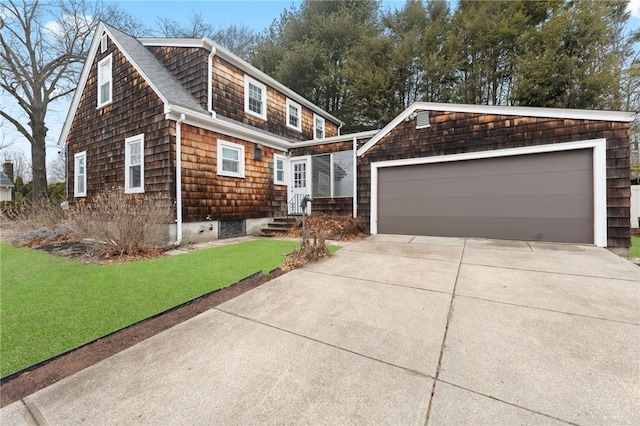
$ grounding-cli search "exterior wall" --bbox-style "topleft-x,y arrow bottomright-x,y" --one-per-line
66,37 -> 174,201
211,56 -> 340,140
631,185 -> 640,228
147,46 -> 209,110
0,187 -> 12,202
358,111 -> 632,249
180,124 -> 288,222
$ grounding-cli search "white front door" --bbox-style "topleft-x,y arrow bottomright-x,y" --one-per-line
289,158 -> 310,215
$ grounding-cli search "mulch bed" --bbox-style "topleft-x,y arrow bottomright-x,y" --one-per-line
0,268 -> 286,408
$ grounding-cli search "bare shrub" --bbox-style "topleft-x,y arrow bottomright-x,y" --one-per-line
69,188 -> 175,257
282,225 -> 330,271
286,213 -> 366,241
11,199 -> 71,247
12,198 -> 66,231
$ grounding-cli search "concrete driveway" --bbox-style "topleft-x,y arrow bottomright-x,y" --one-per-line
2,235 -> 639,425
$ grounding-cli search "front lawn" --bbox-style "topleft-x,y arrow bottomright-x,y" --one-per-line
631,236 -> 640,258
0,239 -> 298,377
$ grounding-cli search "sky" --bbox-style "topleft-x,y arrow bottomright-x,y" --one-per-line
1,0 -> 639,178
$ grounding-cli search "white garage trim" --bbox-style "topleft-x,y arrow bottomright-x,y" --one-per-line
370,139 -> 607,247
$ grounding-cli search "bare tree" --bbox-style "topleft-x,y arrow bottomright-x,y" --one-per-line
0,0 -> 145,200
155,11 -> 215,38
2,150 -> 31,181
47,149 -> 66,183
212,24 -> 258,60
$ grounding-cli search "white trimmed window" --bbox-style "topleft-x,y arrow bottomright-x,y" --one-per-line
217,140 -> 245,178
74,151 -> 87,197
274,154 -> 287,185
125,134 -> 144,193
244,76 -> 267,120
286,99 -> 302,131
314,114 -> 325,139
97,54 -> 113,108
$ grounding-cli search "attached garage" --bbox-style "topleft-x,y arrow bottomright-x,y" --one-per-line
375,144 -> 598,244
356,103 -> 635,252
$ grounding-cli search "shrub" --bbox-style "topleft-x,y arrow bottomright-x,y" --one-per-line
9,198 -> 71,247
68,187 -> 175,257
282,221 -> 330,271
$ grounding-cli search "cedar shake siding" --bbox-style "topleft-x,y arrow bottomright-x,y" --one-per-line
147,46 -> 209,110
357,110 -> 632,249
180,124 -> 287,222
67,39 -> 174,200
210,56 -> 339,140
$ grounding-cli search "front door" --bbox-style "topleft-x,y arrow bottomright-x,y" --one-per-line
289,158 -> 310,215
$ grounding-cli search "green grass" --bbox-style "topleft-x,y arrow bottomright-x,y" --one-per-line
0,239 -> 299,377
630,236 -> 640,258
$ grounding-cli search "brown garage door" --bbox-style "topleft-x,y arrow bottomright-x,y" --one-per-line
377,149 -> 594,243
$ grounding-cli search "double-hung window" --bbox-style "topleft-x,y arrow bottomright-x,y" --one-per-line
274,154 -> 287,185
314,114 -> 325,139
217,140 -> 245,178
125,134 -> 144,193
244,76 -> 267,120
74,151 -> 87,197
97,54 -> 112,108
286,99 -> 302,131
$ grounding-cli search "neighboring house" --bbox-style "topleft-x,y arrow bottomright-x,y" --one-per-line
0,162 -> 15,202
60,23 -> 635,254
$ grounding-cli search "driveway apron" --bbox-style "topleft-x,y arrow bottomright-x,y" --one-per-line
2,235 -> 638,425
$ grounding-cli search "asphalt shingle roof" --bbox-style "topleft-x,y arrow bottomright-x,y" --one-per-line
0,171 -> 14,187
104,24 -> 207,114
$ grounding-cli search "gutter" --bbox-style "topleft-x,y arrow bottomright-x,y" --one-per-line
175,113 -> 186,246
352,135 -> 357,218
204,39 -> 217,117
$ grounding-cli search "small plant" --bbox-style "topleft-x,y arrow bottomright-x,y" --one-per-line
69,187 -> 175,258
287,213 -> 366,241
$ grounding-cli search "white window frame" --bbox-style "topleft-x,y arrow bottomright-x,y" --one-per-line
314,114 -> 325,139
74,151 -> 87,197
244,75 -> 267,120
97,54 -> 113,108
124,134 -> 145,193
100,34 -> 107,53
217,140 -> 245,178
274,153 -> 287,185
286,99 -> 302,132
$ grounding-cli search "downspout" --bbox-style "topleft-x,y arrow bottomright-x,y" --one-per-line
175,113 -> 186,246
206,41 -> 217,117
352,136 -> 357,218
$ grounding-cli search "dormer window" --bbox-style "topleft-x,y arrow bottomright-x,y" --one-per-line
244,76 -> 267,120
97,54 -> 112,108
286,99 -> 302,132
314,114 -> 325,139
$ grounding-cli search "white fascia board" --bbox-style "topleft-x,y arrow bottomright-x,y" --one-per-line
369,138 -> 608,247
58,23 -> 106,147
58,23 -> 176,148
139,37 -> 345,126
166,106 -> 291,152
357,102 -> 636,157
292,130 -> 379,148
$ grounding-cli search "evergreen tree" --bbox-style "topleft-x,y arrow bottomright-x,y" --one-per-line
513,0 -> 627,109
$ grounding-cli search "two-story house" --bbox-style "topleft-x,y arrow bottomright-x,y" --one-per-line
60,23 -> 634,253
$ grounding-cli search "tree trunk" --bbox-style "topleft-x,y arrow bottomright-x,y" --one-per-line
30,116 -> 49,201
